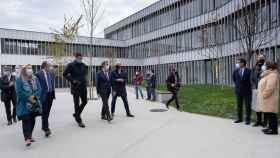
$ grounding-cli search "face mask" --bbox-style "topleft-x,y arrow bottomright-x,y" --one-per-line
105,65 -> 110,71
76,59 -> 83,63
26,69 -> 33,76
261,65 -> 267,71
235,63 -> 240,69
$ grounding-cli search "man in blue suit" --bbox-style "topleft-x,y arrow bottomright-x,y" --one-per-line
36,61 -> 55,137
96,61 -> 112,122
232,58 -> 252,125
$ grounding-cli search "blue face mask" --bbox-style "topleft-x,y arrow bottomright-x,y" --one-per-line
76,59 -> 83,63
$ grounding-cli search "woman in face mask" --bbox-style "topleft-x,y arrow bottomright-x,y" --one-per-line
257,61 -> 279,135
15,65 -> 42,147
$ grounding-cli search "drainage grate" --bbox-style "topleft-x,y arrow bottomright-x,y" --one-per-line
149,108 -> 168,112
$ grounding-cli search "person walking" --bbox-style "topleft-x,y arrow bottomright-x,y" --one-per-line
232,58 -> 252,125
63,53 -> 88,128
251,54 -> 266,127
0,66 -> 17,125
166,68 -> 181,110
111,63 -> 134,118
257,61 -> 279,135
36,61 -> 55,137
133,71 -> 144,99
146,70 -> 156,101
96,61 -> 112,122
15,65 -> 42,147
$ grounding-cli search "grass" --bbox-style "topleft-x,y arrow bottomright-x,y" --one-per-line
157,84 -> 280,123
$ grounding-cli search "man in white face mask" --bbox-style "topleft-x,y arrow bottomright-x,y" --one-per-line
96,61 -> 112,122
0,66 -> 17,125
232,58 -> 252,125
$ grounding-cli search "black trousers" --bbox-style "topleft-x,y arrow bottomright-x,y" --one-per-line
236,95 -> 252,122
111,93 -> 131,115
264,113 -> 278,132
42,93 -> 54,131
166,92 -> 180,109
22,115 -> 36,141
256,112 -> 268,126
73,91 -> 88,122
3,98 -> 16,122
100,93 -> 111,118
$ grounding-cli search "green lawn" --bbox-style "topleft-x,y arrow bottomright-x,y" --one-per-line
157,84 -> 280,123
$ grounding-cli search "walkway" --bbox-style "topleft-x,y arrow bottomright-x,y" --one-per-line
0,89 -> 279,158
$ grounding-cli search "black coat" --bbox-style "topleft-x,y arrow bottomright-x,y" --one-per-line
0,75 -> 16,102
166,73 -> 180,93
110,69 -> 127,95
96,70 -> 111,95
63,61 -> 88,95
250,63 -> 263,89
232,68 -> 252,96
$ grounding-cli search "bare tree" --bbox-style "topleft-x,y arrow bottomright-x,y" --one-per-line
81,0 -> 104,99
49,15 -> 83,78
232,0 -> 277,64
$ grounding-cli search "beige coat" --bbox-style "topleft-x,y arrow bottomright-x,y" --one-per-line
257,70 -> 280,113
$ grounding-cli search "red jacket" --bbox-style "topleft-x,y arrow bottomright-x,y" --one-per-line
133,74 -> 144,85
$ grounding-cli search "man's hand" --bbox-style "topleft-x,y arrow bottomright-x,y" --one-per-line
9,82 -> 14,87
112,91 -> 117,96
171,84 -> 175,87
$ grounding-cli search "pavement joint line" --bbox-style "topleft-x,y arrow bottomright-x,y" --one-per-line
111,116 -> 177,158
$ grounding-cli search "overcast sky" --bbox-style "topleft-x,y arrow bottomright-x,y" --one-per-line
0,0 -> 158,37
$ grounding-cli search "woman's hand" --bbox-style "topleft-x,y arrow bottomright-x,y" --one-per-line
28,96 -> 36,104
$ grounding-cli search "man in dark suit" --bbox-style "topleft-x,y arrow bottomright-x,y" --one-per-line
96,61 -> 112,122
0,66 -> 17,125
63,53 -> 88,128
146,69 -> 157,101
166,68 -> 181,110
111,63 -> 134,118
36,61 -> 55,137
232,58 -> 252,125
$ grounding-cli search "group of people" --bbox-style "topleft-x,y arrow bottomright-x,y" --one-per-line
0,62 -> 55,147
0,53 -> 136,147
233,54 -> 279,135
132,68 -> 181,110
1,52 -> 278,148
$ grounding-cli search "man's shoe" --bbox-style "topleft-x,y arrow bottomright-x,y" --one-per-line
127,114 -> 135,118
234,120 -> 243,123
263,129 -> 278,135
245,121 -> 251,125
262,128 -> 270,133
31,138 -> 36,143
7,121 -> 12,126
165,104 -> 169,109
78,122 -> 86,128
45,130 -> 52,137
13,117 -> 17,123
101,116 -> 106,120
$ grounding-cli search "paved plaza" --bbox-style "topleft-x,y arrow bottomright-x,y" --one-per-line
0,89 -> 279,158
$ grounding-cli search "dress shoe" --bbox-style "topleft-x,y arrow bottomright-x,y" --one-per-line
78,122 -> 86,128
165,104 -> 169,109
13,117 -> 17,123
263,129 -> 278,135
7,121 -> 12,126
101,116 -> 106,120
31,139 -> 36,143
245,121 -> 251,125
253,122 -> 262,127
234,120 -> 243,123
45,130 -> 52,137
127,114 -> 135,117
262,128 -> 270,133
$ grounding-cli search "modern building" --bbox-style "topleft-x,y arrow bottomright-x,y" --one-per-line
1,0 -> 279,88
